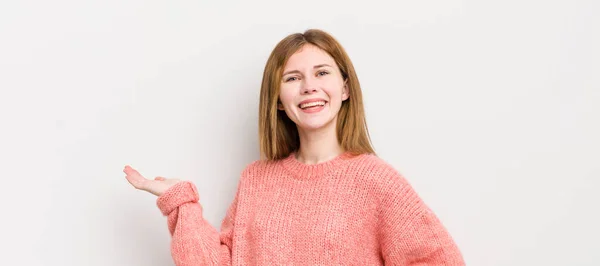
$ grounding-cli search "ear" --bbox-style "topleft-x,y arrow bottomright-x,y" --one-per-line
342,80 -> 350,101
277,101 -> 285,110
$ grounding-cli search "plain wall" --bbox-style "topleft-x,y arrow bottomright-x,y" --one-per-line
1,0 -> 598,265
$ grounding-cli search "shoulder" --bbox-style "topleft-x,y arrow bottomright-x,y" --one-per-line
348,153 -> 410,186
347,153 -> 419,203
354,155 -> 429,223
237,158 -> 281,181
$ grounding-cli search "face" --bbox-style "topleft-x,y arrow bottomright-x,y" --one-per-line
278,44 -> 349,132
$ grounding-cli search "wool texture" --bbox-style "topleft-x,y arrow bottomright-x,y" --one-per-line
156,152 -> 465,265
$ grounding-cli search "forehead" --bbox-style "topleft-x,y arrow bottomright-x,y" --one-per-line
284,44 -> 336,70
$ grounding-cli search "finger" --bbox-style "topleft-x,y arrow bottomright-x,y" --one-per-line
123,165 -> 148,189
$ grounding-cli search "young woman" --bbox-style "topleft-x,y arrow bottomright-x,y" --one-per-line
124,29 -> 465,265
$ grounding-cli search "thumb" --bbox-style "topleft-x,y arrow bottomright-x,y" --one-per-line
154,176 -> 166,181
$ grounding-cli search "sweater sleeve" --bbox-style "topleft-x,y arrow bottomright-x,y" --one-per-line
156,181 -> 238,266
378,171 -> 465,265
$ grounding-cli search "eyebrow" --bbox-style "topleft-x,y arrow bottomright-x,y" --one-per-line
282,64 -> 333,76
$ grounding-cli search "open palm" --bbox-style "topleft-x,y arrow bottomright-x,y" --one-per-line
123,165 -> 182,197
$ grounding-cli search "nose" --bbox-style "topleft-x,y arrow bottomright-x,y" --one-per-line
301,77 -> 318,95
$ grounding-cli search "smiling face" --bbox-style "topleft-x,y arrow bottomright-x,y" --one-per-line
278,44 -> 349,132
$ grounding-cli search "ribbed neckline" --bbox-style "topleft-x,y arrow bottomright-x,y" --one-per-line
280,151 -> 359,180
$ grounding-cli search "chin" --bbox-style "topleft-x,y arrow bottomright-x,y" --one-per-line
297,118 -> 336,132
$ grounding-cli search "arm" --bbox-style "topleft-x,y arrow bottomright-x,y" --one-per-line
378,172 -> 465,265
157,181 -> 237,266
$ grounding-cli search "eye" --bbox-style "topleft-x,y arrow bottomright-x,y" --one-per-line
317,71 -> 329,76
285,76 -> 298,82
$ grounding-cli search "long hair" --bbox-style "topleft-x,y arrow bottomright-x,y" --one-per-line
258,29 -> 375,160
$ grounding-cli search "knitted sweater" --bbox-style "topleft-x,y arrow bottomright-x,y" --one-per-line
156,151 -> 465,265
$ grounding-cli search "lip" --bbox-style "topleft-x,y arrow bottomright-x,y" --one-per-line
298,98 -> 328,107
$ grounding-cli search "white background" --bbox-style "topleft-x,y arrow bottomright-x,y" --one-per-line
1,0 -> 598,265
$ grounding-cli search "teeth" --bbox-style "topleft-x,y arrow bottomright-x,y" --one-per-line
300,101 -> 326,109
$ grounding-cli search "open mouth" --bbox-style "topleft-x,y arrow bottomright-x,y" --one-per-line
299,101 -> 327,109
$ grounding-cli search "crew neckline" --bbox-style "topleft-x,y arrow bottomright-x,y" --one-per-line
280,151 -> 360,180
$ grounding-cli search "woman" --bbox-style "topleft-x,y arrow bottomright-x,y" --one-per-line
124,29 -> 465,265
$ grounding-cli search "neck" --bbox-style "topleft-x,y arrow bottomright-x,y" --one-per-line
296,121 -> 344,165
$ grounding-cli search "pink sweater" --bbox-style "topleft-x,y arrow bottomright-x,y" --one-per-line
156,152 -> 465,265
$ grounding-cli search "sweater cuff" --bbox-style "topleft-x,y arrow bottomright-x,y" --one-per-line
156,181 -> 199,216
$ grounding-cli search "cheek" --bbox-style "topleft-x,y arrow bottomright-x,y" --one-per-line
278,88 -> 295,108
324,83 -> 344,100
